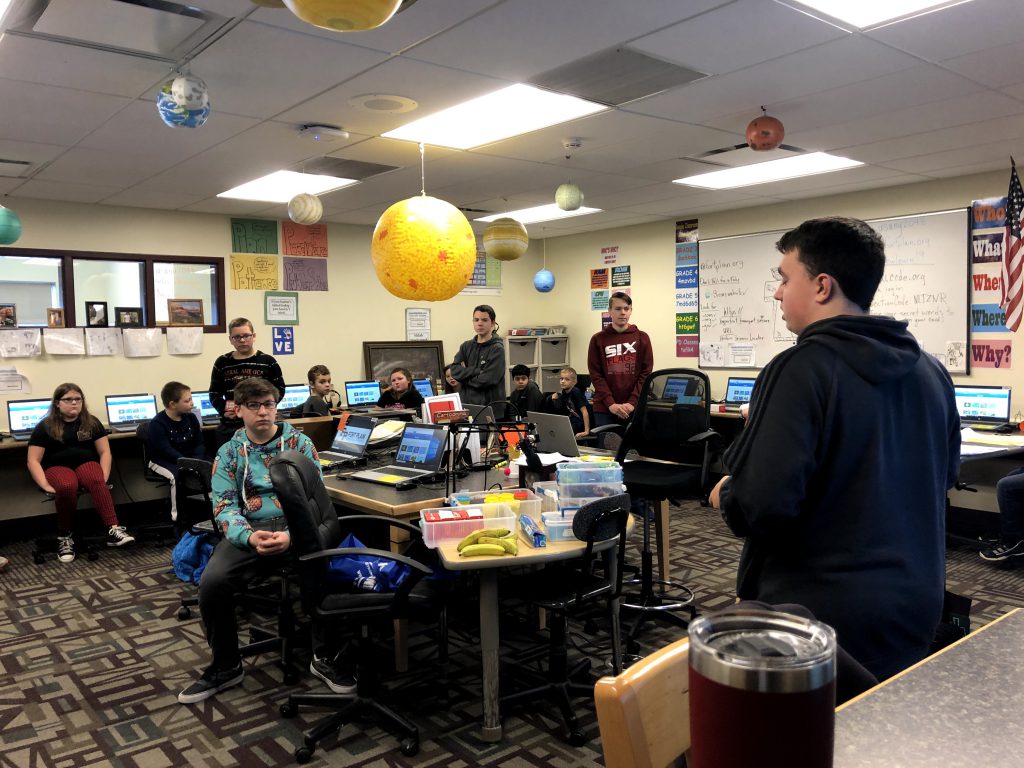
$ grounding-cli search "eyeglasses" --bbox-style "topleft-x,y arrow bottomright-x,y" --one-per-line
230,333 -> 254,342
242,401 -> 277,412
59,397 -> 83,404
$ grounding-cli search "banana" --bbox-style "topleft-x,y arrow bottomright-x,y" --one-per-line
479,536 -> 518,555
460,543 -> 507,557
456,527 -> 512,551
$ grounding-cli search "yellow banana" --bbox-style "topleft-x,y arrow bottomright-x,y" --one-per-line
456,527 -> 512,551
460,543 -> 507,557
479,536 -> 518,555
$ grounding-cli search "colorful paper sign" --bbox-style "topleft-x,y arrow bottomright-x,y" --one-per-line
231,218 -> 278,254
676,335 -> 699,357
281,221 -> 328,257
591,268 -> 609,289
283,256 -> 328,291
972,303 -> 1009,334
971,340 -> 1012,369
230,253 -> 279,290
611,265 -> 631,287
676,312 -> 699,334
272,326 -> 294,355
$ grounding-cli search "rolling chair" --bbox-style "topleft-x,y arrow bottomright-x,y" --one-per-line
597,369 -> 719,644
270,450 -> 447,763
500,494 -> 631,745
133,420 -> 176,545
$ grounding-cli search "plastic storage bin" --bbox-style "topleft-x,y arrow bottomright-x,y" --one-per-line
555,481 -> 624,500
448,489 -> 542,520
419,505 -> 516,548
532,481 -> 559,513
542,511 -> 577,542
555,462 -> 623,484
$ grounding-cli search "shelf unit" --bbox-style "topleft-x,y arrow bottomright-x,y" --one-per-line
504,334 -> 570,394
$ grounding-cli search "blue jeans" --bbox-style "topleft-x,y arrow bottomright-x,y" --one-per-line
996,466 -> 1024,537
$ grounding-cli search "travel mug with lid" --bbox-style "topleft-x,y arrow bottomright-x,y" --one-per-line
688,609 -> 837,768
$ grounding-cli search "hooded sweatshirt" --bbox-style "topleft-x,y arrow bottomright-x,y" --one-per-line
211,421 -> 320,549
586,324 -> 653,413
719,315 -> 960,680
450,335 -> 506,406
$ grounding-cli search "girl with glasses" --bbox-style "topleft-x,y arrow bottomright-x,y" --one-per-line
26,383 -> 135,563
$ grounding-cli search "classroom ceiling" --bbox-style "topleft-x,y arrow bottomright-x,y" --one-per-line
1,0 -> 1023,237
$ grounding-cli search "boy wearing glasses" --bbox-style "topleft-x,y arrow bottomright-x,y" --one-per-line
179,377 -> 320,704
209,317 -> 286,447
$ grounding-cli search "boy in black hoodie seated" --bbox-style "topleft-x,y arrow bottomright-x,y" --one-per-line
547,367 -> 590,438
147,381 -> 209,521
508,364 -> 543,420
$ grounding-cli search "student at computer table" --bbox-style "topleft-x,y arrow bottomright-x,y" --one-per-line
26,382 -> 136,563
547,366 -> 591,438
301,364 -> 339,417
376,367 -> 426,410
509,363 -> 544,419
146,381 -> 210,521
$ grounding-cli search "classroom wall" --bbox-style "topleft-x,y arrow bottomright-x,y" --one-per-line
2,167 -> 1017,425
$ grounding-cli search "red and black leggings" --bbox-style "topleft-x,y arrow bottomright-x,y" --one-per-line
44,462 -> 118,533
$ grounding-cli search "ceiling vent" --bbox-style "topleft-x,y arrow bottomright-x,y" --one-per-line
293,157 -> 401,182
0,158 -> 35,178
683,143 -> 807,168
530,47 -> 707,107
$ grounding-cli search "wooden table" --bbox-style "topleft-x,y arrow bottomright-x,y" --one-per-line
834,608 -> 1024,767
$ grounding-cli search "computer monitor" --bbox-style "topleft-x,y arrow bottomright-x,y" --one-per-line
412,378 -> 434,398
191,390 -> 218,419
278,384 -> 309,413
105,393 -> 158,427
394,423 -> 449,470
345,380 -> 382,407
7,398 -> 51,435
725,377 -> 756,404
954,385 -> 1012,425
662,376 -> 702,405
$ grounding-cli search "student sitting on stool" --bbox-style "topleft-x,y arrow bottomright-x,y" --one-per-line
146,381 -> 209,521
26,382 -> 136,563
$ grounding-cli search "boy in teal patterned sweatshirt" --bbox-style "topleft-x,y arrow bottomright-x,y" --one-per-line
179,377 -> 319,704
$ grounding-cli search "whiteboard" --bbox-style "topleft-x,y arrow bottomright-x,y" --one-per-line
698,209 -> 969,372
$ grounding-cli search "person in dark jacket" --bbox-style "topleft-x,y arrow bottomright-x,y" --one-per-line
449,304 -> 506,406
508,363 -> 543,419
300,364 -> 338,417
147,381 -> 209,521
710,216 -> 960,682
376,367 -> 426,410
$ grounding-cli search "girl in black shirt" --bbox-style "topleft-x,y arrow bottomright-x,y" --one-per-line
376,367 -> 426,410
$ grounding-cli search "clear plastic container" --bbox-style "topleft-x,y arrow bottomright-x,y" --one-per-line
542,511 -> 577,542
532,481 -> 559,513
419,505 -> 516,548
446,489 -> 542,520
557,495 -> 601,514
555,462 -> 623,484
555,481 -> 624,500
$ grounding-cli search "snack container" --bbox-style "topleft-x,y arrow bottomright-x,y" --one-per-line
445,489 -> 542,520
532,481 -> 559,513
555,462 -> 623,485
555,481 -> 625,501
542,511 -> 576,542
419,505 -> 515,548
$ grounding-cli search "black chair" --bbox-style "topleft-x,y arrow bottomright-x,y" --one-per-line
174,457 -> 301,685
600,369 -> 719,642
500,493 -> 630,745
270,450 -> 446,763
132,420 -> 175,545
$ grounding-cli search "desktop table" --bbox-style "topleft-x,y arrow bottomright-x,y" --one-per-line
435,519 -> 633,743
834,608 -> 1024,766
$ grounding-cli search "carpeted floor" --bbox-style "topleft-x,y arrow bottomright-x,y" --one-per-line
1,502 -> 1022,768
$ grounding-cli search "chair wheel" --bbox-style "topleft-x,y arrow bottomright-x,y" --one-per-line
400,738 -> 419,757
280,701 -> 298,718
568,730 -> 587,747
295,746 -> 313,763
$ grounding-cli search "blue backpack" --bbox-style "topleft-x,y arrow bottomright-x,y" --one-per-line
325,533 -> 411,593
172,530 -> 215,585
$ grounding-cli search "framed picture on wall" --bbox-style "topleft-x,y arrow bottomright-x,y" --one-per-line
363,340 -> 445,390
0,303 -> 16,327
115,306 -> 143,328
47,308 -> 65,328
85,301 -> 108,327
167,298 -> 204,327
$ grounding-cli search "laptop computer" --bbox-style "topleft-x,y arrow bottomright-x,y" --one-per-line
190,390 -> 220,424
319,414 -> 376,468
723,377 -> 756,411
345,380 -> 382,411
277,383 -> 310,417
7,398 -> 51,440
105,393 -> 158,432
347,422 -> 450,487
412,378 -> 435,398
527,411 -> 581,457
954,384 -> 1013,430
661,376 -> 704,405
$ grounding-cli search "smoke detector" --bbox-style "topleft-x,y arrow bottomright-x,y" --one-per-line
297,123 -> 350,141
562,137 -> 583,150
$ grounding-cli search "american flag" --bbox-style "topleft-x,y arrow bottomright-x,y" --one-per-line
1001,157 -> 1024,332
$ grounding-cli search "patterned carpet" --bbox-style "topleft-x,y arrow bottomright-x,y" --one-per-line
1,502 -> 1022,768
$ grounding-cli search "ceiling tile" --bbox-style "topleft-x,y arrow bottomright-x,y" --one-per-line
866,0 -> 1024,61
34,146 -> 177,187
843,114 -> 1024,165
13,178 -> 123,203
940,40 -> 1024,88
881,138 -> 1022,174
0,78 -> 132,145
99,186 -> 208,210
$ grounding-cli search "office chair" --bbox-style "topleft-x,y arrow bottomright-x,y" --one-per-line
132,420 -> 176,545
500,494 -> 631,746
270,450 -> 447,763
600,369 -> 719,643
594,636 -> 692,768
173,457 -> 301,685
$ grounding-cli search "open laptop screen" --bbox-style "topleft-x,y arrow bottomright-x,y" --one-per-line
330,414 -> 375,456
412,378 -> 434,398
954,385 -> 1011,424
105,394 -> 158,425
662,376 -> 702,405
725,377 -> 756,404
345,380 -> 381,406
278,384 -> 309,412
191,391 -> 218,419
395,423 -> 447,470
8,398 -> 51,433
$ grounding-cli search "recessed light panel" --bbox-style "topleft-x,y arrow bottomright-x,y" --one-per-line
786,0 -> 975,29
475,204 -> 601,225
674,152 -> 862,189
217,170 -> 357,203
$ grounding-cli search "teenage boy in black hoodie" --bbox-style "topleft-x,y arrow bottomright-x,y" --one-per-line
710,216 -> 960,682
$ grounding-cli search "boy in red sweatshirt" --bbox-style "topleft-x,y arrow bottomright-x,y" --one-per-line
587,292 -> 653,440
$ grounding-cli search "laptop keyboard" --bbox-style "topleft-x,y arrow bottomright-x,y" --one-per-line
382,467 -> 423,477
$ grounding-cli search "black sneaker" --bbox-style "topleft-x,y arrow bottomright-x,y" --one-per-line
57,536 -> 76,563
310,654 -> 357,694
979,537 -> 1024,562
178,663 -> 244,704
107,526 -> 136,547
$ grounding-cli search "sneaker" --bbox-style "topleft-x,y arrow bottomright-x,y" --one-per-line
0,555 -> 9,572
310,654 -> 357,694
107,526 -> 136,547
57,536 -> 76,563
979,537 -> 1024,562
178,663 -> 244,704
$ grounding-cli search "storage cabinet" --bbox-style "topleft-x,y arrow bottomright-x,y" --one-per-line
503,333 -> 570,395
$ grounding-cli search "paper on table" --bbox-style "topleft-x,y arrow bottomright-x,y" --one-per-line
0,329 -> 42,358
369,419 -> 406,445
0,365 -> 30,394
166,326 -> 203,355
960,427 -> 1024,446
43,328 -> 85,355
514,451 -> 573,466
123,328 -> 163,357
961,444 -> 1004,456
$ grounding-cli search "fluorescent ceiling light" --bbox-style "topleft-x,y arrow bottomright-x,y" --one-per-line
382,84 -> 606,150
217,170 -> 357,203
674,152 -> 862,189
475,203 -> 601,225
788,0 -> 975,29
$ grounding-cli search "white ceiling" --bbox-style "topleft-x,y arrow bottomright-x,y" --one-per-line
0,0 -> 1022,237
